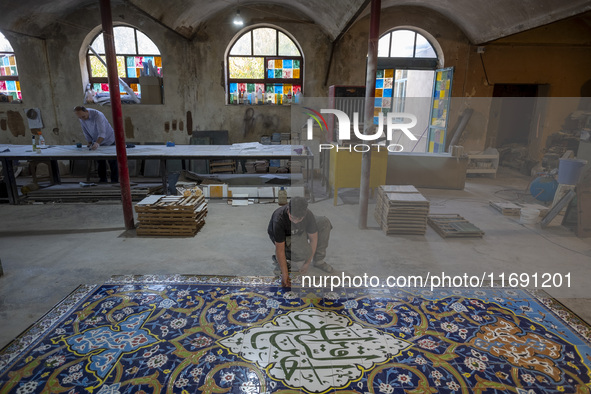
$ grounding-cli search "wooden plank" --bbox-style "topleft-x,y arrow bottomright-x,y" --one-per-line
540,189 -> 576,229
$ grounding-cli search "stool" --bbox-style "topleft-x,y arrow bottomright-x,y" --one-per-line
29,160 -> 56,185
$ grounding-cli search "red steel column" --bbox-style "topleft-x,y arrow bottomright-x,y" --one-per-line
100,0 -> 135,230
358,0 -> 381,229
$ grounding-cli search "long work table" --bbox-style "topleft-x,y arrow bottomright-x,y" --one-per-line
0,143 -> 314,205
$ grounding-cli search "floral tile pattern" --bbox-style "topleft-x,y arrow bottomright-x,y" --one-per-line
0,275 -> 590,393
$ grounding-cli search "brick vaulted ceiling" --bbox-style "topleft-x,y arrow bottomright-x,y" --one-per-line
0,0 -> 590,44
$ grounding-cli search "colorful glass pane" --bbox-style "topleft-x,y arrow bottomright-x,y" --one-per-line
375,89 -> 383,97
283,59 -> 292,69
247,83 -> 255,93
101,83 -> 109,92
274,69 -> 282,78
116,56 -> 126,78
293,69 -> 300,79
383,88 -> 393,98
275,60 -> 282,69
0,81 -> 6,90
283,69 -> 292,78
267,69 -> 274,78
376,79 -> 384,89
155,57 -> 162,68
268,60 -> 275,69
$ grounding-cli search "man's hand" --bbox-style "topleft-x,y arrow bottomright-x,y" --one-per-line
281,272 -> 291,288
300,259 -> 312,274
90,142 -> 100,150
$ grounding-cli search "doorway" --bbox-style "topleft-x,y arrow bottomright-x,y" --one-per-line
489,84 -> 539,147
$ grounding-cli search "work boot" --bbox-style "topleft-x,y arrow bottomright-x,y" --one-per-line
272,255 -> 291,275
314,260 -> 335,273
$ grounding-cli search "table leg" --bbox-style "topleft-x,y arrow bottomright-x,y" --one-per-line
160,159 -> 168,195
1,158 -> 18,205
50,160 -> 61,184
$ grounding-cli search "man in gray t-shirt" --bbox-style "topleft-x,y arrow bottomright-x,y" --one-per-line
268,196 -> 333,287
74,106 -> 118,183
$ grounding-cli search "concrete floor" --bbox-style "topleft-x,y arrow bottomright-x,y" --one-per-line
1,167 -> 590,350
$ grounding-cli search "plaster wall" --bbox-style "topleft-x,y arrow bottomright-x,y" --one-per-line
0,4 -> 589,163
0,3 -> 331,147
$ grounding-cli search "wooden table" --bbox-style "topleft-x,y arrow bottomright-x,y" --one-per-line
0,144 -> 313,204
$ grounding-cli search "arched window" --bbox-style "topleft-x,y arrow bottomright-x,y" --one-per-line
87,26 -> 162,99
227,26 -> 303,105
0,33 -> 21,102
378,29 -> 437,60
374,29 -> 443,153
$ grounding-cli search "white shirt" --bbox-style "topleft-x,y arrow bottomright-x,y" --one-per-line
79,108 -> 115,146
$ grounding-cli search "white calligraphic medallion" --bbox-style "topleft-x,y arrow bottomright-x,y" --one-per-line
219,308 -> 411,393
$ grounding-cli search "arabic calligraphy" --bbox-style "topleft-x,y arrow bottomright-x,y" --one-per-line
219,308 -> 411,393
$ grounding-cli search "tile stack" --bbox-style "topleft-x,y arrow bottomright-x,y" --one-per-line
135,192 -> 207,237
374,185 -> 430,235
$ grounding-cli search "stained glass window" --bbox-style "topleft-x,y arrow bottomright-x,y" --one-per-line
227,27 -> 303,105
0,33 -> 22,101
87,26 -> 162,98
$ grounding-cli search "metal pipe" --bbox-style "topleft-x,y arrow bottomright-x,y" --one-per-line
358,0 -> 381,229
100,0 -> 135,230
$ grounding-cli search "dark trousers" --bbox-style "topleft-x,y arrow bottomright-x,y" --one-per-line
97,159 -> 118,183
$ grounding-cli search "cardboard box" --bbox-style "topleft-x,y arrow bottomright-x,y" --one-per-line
139,76 -> 162,104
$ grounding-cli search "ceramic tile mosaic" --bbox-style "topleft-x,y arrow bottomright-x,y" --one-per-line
1,275 -> 590,393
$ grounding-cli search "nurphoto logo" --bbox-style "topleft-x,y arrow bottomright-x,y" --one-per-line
303,107 -> 418,153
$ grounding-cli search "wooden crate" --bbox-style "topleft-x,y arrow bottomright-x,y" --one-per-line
135,194 -> 207,237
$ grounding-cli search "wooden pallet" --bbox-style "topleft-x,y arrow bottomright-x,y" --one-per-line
427,214 -> 484,238
135,194 -> 208,237
489,201 -> 522,216
489,201 -> 549,216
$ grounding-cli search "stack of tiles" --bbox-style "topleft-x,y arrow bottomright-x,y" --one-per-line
135,194 -> 207,237
374,185 -> 430,235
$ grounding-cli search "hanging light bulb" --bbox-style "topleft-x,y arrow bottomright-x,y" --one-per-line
233,9 -> 244,26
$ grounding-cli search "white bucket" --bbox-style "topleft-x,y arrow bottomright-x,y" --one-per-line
520,208 -> 540,224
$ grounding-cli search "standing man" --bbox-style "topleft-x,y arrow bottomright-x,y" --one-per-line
268,196 -> 334,287
74,106 -> 118,183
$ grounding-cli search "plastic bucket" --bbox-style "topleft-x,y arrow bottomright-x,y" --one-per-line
520,208 -> 540,224
558,158 -> 587,185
